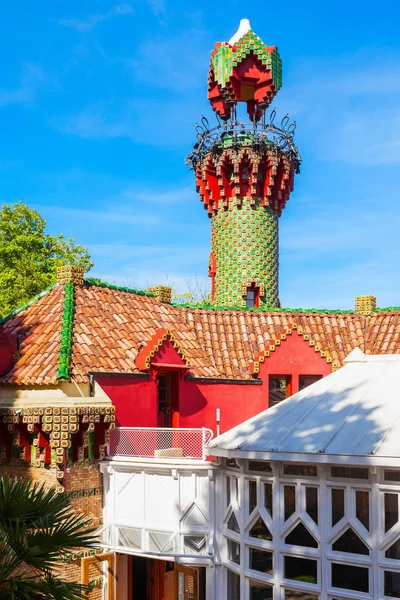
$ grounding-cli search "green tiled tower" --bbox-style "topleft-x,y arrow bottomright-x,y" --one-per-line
188,20 -> 299,308
211,200 -> 279,307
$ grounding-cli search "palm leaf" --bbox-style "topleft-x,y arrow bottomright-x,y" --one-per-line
0,475 -> 99,597
0,477 -> 71,527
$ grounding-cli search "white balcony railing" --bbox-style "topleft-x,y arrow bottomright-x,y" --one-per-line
108,427 -> 213,461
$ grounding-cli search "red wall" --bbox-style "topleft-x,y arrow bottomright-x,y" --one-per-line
99,378 -> 157,427
260,331 -> 333,395
97,332 -> 332,436
178,379 -> 265,434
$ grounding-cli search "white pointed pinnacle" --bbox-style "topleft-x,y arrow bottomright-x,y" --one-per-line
228,18 -> 251,46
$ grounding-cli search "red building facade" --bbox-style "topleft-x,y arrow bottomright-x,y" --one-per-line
98,326 -> 333,434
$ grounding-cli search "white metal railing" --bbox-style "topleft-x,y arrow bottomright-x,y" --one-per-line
107,427 -> 213,461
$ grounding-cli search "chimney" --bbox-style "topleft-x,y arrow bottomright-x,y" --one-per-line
57,265 -> 84,286
355,295 -> 376,315
148,286 -> 172,303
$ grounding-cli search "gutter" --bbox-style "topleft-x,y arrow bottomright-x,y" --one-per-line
88,371 -> 151,397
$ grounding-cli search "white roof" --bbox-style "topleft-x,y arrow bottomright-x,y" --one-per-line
207,349 -> 400,466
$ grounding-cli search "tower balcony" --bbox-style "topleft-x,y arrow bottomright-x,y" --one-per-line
185,110 -> 301,175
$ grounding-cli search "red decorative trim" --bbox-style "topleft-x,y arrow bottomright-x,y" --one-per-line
249,325 -> 335,375
135,329 -> 188,371
208,252 -> 217,302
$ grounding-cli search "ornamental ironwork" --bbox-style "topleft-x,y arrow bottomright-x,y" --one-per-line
185,109 -> 301,173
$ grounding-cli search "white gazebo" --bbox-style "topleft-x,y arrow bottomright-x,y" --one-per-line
207,349 -> 400,600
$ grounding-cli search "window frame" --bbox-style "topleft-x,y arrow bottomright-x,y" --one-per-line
245,285 -> 260,308
268,375 -> 292,407
328,560 -> 371,597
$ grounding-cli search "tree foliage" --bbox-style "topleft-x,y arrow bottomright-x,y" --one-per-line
0,202 -> 93,317
0,475 -> 97,600
170,276 -> 211,306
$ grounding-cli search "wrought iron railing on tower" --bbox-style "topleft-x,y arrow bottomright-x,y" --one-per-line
107,427 -> 214,461
185,108 -> 301,172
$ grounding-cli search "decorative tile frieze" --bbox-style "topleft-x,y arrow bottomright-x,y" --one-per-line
0,405 -> 115,490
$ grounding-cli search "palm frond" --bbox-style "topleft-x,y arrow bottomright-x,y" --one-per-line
0,475 -> 100,597
0,476 -> 71,526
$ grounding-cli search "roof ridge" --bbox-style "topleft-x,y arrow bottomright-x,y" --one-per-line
0,284 -> 58,326
84,278 -> 156,298
57,281 -> 75,381
175,304 -> 400,314
173,303 -> 357,314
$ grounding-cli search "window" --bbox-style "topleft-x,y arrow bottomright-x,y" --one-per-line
226,458 -> 239,468
284,556 -> 318,584
385,493 -> 398,532
249,547 -> 273,575
385,571 -> 400,598
331,563 -> 369,593
264,483 -> 273,517
331,466 -> 369,480
332,528 -> 369,555
284,464 -> 317,477
226,476 -> 231,507
355,490 -> 369,530
183,534 -> 207,554
385,470 -> 400,482
386,539 -> 400,560
227,569 -> 240,600
284,486 -> 296,521
249,481 -> 257,515
269,376 -> 291,406
284,591 -> 319,600
285,522 -> 318,548
249,516 -> 272,541
157,374 -> 169,422
331,488 -> 345,526
235,477 -> 241,508
299,375 -> 322,391
246,286 -> 260,308
306,487 -> 318,524
228,539 -> 240,564
249,460 -> 272,473
228,512 -> 240,533
249,580 -> 273,599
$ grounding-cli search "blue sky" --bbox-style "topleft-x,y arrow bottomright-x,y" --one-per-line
1,1 -> 400,309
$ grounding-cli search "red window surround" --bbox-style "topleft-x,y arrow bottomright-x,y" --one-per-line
246,286 -> 260,308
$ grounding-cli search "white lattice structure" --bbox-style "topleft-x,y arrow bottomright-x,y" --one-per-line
206,351 -> 400,599
211,459 -> 400,599
99,457 -> 215,566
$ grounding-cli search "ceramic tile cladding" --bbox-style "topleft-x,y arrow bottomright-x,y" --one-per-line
212,200 -> 278,307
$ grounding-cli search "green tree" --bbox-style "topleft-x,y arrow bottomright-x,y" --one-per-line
0,202 -> 93,317
0,475 -> 97,600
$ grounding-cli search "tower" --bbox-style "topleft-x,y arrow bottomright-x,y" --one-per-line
187,19 -> 301,308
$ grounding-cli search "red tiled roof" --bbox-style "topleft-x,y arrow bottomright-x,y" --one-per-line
1,285 -> 64,385
1,281 -> 400,385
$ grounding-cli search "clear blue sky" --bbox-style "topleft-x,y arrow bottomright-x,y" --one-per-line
1,1 -> 400,309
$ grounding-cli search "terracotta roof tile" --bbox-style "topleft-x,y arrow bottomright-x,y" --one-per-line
3,281 -> 400,384
0,285 -> 63,385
